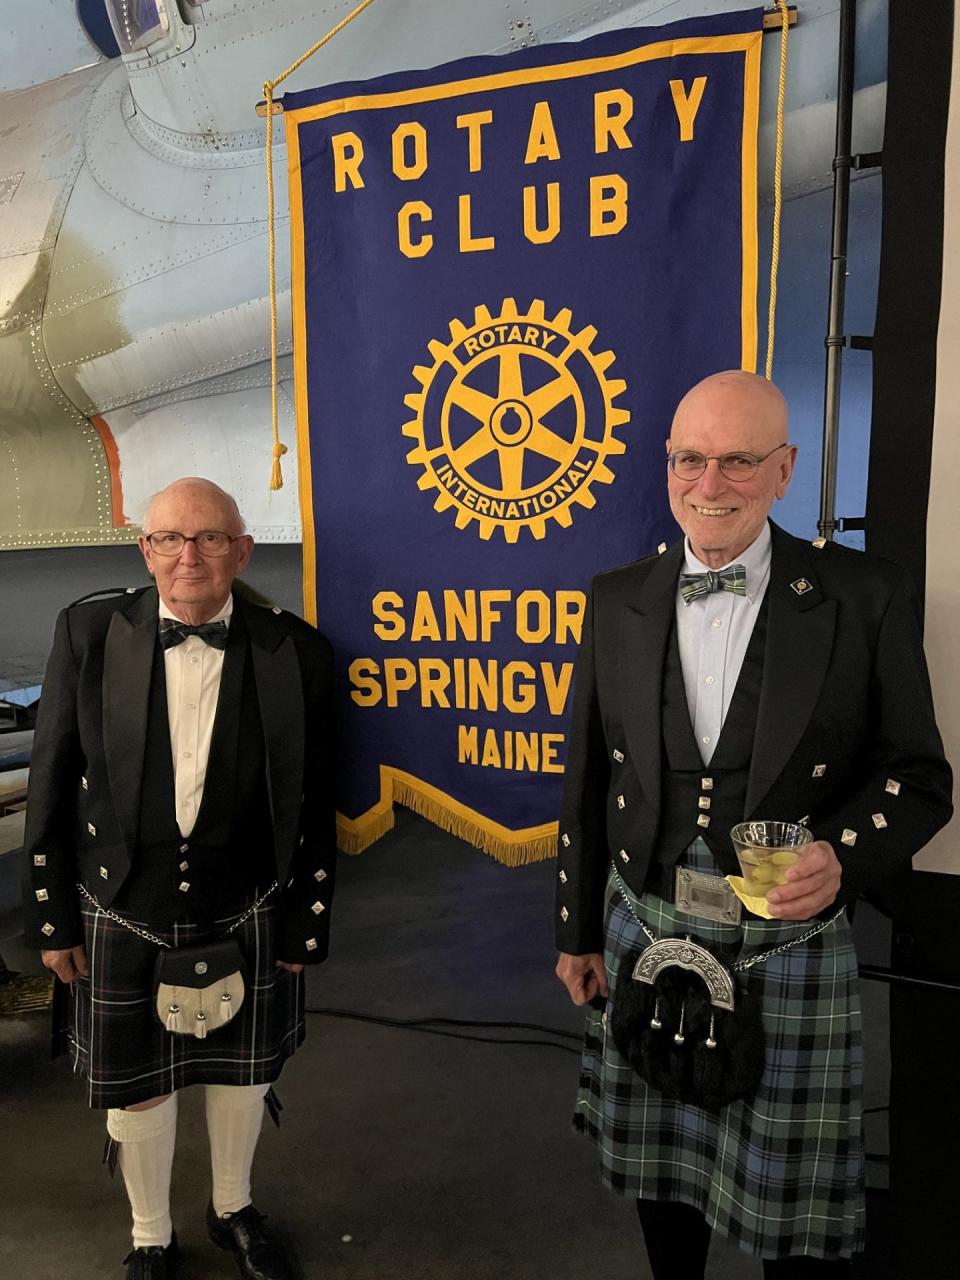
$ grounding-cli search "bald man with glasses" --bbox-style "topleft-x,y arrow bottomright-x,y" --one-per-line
555,372 -> 951,1278
23,477 -> 336,1280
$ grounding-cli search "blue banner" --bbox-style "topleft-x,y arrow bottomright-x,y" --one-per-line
284,9 -> 763,861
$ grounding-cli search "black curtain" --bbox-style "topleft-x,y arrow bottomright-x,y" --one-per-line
865,6 -> 958,1280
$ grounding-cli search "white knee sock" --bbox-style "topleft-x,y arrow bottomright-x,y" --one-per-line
107,1094 -> 178,1249
205,1083 -> 269,1216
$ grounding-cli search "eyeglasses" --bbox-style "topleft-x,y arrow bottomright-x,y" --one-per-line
145,530 -> 240,557
666,442 -> 790,481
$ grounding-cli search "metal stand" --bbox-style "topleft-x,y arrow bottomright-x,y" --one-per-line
817,0 -> 856,542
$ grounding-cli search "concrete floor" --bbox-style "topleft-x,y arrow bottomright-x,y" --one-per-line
0,810 -> 892,1280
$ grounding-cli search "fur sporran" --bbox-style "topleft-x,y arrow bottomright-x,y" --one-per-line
609,951 -> 766,1111
154,937 -> 246,1039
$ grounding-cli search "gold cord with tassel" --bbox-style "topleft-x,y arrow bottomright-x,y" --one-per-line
263,0 -> 381,489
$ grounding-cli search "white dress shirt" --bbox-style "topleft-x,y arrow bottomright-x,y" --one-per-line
675,522 -> 771,765
158,594 -> 232,837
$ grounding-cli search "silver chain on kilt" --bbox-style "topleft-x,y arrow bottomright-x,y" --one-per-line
76,880 -> 279,949
610,862 -> 844,971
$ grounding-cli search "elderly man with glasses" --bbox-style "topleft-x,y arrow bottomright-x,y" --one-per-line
555,371 -> 951,1278
22,477 -> 336,1279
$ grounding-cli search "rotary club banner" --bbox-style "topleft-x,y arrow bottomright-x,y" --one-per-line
283,8 -> 764,861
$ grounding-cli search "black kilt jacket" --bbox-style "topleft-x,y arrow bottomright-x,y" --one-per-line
556,522 -> 953,955
22,586 -> 337,965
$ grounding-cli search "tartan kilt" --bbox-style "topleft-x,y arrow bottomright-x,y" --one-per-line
67,891 -> 305,1109
574,843 -> 865,1261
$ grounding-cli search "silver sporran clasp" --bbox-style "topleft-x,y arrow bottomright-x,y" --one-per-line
631,937 -> 736,1011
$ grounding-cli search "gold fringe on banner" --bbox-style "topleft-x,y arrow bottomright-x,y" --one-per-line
335,768 -> 559,866
262,0 -> 382,490
337,808 -> 395,854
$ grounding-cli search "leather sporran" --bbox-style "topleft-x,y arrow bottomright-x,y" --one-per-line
609,950 -> 766,1111
154,936 -> 246,1040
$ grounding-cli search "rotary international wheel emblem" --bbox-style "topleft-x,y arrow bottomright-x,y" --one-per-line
402,299 -> 630,542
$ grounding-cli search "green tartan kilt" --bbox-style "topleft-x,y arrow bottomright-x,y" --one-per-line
574,850 -> 865,1261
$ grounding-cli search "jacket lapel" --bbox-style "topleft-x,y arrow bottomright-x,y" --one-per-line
103,588 -> 159,856
620,541 -> 685,816
243,600 -> 304,883
746,525 -> 837,814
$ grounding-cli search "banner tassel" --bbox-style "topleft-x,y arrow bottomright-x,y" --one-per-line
270,440 -> 288,492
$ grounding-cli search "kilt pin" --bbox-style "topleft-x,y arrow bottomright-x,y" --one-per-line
557,522 -> 952,1260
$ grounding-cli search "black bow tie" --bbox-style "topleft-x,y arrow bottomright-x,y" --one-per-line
159,618 -> 228,651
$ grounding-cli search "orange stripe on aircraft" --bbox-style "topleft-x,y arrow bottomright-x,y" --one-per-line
90,415 -> 129,528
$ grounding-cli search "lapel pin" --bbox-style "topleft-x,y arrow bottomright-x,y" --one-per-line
790,578 -> 812,596
657,542 -> 667,554
885,779 -> 901,796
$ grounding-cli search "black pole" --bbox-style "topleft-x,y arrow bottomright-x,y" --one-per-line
818,0 -> 857,541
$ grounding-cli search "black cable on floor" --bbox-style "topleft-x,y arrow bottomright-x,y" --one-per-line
304,1006 -> 582,1054
407,1014 -> 581,1041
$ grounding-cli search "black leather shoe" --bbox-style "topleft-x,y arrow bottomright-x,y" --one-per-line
207,1203 -> 293,1280
123,1231 -> 177,1278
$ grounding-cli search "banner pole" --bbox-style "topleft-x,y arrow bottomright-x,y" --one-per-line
818,0 -> 856,541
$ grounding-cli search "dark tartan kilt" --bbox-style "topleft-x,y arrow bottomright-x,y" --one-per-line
68,892 -> 305,1109
574,842 -> 865,1261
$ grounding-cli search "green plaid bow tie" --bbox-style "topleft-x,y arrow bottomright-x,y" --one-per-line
678,564 -> 747,604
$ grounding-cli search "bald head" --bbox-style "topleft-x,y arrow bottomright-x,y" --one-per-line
666,371 -> 796,568
671,370 -> 788,449
144,477 -> 245,536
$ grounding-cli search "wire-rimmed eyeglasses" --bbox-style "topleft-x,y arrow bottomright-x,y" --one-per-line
666,442 -> 790,481
145,530 -> 240,557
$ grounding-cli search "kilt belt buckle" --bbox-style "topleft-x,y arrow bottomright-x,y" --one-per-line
675,867 -> 742,924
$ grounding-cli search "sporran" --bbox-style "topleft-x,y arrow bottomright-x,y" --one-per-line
608,864 -> 843,1111
154,936 -> 245,1039
77,881 -> 277,1040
